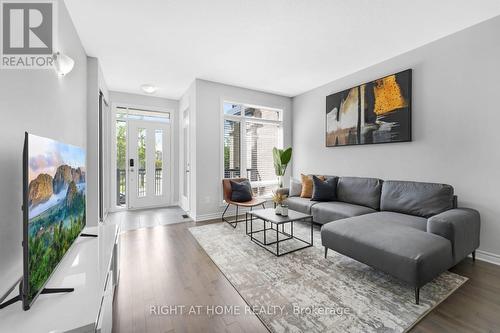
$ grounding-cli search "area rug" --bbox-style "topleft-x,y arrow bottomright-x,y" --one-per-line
189,219 -> 467,333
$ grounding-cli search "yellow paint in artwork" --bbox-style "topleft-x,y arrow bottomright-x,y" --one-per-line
373,75 -> 407,115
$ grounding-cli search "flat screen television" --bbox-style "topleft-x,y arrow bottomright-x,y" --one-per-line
22,133 -> 86,310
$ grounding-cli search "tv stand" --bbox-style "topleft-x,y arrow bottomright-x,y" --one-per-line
80,233 -> 98,238
0,224 -> 120,332
40,288 -> 74,294
0,283 -> 74,310
0,295 -> 21,310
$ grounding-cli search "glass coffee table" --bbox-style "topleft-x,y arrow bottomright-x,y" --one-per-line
246,208 -> 313,256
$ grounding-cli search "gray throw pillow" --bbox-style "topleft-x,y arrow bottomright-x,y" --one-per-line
230,180 -> 253,202
289,178 -> 302,197
311,176 -> 338,201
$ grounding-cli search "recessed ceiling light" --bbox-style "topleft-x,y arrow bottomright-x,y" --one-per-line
141,84 -> 158,94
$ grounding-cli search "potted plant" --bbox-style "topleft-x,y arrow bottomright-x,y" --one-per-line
272,191 -> 287,215
273,147 -> 292,188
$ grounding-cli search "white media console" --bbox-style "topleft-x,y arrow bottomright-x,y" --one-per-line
0,223 -> 120,333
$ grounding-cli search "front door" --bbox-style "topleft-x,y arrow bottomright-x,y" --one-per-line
128,119 -> 171,209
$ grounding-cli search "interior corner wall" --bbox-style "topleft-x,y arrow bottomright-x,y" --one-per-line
109,91 -> 180,204
87,57 -> 109,227
292,16 -> 500,261
194,79 -> 293,220
0,1 -> 88,296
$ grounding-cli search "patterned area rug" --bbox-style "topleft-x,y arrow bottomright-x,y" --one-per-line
189,219 -> 468,333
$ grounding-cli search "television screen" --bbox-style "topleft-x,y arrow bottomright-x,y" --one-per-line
24,133 -> 86,308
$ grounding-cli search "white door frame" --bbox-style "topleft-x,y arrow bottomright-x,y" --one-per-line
180,106 -> 190,213
110,103 -> 175,212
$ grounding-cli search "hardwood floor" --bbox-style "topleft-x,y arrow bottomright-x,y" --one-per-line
112,217 -> 268,333
414,259 -> 500,333
112,210 -> 500,333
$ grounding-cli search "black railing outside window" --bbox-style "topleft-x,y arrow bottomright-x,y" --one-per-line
138,169 -> 147,197
155,168 -> 162,196
117,169 -> 126,205
224,168 -> 261,180
116,168 -> 163,205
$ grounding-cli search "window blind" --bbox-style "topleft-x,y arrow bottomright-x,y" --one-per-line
223,119 -> 241,178
246,121 -> 280,197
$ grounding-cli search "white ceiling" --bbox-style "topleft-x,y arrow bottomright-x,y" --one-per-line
64,0 -> 500,99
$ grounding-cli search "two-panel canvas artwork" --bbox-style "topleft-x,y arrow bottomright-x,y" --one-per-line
326,69 -> 412,147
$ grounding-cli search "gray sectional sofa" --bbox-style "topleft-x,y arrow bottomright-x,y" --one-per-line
282,176 -> 480,304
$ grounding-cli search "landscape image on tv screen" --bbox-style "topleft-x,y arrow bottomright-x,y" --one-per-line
27,134 -> 86,304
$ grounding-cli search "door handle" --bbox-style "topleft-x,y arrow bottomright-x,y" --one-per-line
129,158 -> 135,172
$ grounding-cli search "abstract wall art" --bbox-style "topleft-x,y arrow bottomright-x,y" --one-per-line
326,69 -> 412,147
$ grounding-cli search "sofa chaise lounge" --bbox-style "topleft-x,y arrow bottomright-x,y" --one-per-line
282,176 -> 480,304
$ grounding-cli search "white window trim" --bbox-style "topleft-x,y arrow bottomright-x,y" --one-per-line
220,99 -> 284,200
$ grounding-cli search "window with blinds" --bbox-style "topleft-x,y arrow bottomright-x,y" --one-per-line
223,102 -> 283,197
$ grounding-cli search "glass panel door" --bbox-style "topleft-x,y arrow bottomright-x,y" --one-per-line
128,119 -> 170,209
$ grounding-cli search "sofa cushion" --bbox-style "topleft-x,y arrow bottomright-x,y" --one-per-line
337,177 -> 383,210
289,178 -> 302,197
311,202 -> 376,224
381,180 -> 454,218
311,176 -> 338,201
230,180 -> 252,202
321,212 -> 453,286
285,196 -> 319,214
300,174 -> 325,198
367,211 -> 428,231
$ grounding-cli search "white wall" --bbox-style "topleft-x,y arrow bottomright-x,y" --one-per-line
0,1 -> 88,296
292,16 -> 500,263
193,79 -> 293,220
109,91 -> 180,205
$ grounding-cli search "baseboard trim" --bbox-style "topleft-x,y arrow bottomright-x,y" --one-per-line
194,206 -> 257,222
194,212 -> 223,222
193,200 -> 273,222
473,250 -> 500,266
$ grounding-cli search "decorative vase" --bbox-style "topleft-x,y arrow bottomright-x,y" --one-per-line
281,205 -> 288,216
277,175 -> 284,188
275,204 -> 282,215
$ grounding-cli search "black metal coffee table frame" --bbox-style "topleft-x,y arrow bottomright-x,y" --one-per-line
245,209 -> 313,257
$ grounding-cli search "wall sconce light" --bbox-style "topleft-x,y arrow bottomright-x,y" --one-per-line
53,52 -> 75,76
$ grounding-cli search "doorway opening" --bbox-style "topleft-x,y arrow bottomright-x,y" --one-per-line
113,106 -> 173,211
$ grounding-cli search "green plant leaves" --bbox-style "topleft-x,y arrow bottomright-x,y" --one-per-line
273,147 -> 282,176
280,147 -> 292,165
273,146 -> 292,176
